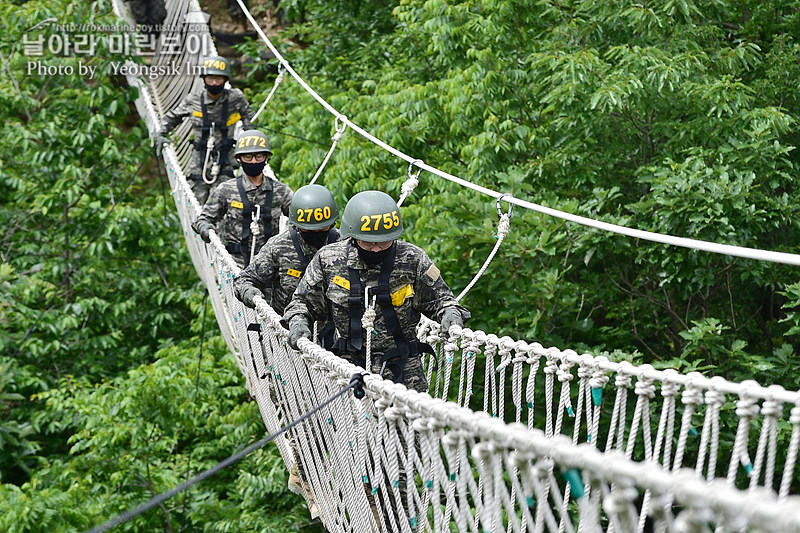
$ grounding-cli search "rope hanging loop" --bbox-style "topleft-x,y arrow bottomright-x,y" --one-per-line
308,115 -> 348,185
455,192 -> 515,302
397,159 -> 423,207
252,62 -> 288,123
333,114 -> 348,142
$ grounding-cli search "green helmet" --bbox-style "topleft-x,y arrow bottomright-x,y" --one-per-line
235,129 -> 272,157
340,191 -> 403,242
201,55 -> 230,78
289,185 -> 339,230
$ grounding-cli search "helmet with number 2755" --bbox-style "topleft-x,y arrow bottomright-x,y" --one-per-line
340,190 -> 403,242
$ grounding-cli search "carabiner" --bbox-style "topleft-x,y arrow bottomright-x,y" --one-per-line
407,159 -> 423,180
496,193 -> 514,218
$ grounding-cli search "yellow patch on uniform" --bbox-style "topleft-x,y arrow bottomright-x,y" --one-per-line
391,284 -> 414,306
226,112 -> 242,126
332,275 -> 350,290
425,264 -> 440,282
287,268 -> 302,278
192,110 -> 203,118
231,201 -> 244,209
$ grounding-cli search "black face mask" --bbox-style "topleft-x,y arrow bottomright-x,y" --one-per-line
300,230 -> 329,249
240,161 -> 266,177
357,243 -> 393,265
205,83 -> 224,95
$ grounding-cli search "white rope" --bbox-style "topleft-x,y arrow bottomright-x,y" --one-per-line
128,6 -> 800,532
249,203 -> 261,265
456,199 -> 512,302
309,116 -> 347,185
252,64 -> 286,123
396,160 -> 422,207
232,0 -> 800,267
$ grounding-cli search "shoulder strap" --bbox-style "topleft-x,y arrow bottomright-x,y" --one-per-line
328,228 -> 340,244
236,176 -> 254,266
375,243 -> 407,349
289,227 -> 313,272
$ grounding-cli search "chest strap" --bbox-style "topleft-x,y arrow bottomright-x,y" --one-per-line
340,243 -> 433,382
195,91 -> 235,167
235,176 -> 273,267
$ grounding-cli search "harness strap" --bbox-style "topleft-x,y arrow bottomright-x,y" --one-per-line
195,90 -> 232,166
289,227 -> 340,272
235,176 -> 273,267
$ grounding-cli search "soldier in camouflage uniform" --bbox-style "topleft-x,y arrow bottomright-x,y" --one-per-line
234,184 -> 340,315
283,190 -> 469,393
192,129 -> 293,268
234,184 -> 340,520
155,55 -> 255,204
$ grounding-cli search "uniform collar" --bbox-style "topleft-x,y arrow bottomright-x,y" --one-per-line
239,172 -> 271,191
346,238 -> 395,270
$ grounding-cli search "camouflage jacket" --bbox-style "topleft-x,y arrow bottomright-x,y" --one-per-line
192,173 -> 293,253
159,88 -> 254,147
283,238 -> 470,354
234,227 -> 340,315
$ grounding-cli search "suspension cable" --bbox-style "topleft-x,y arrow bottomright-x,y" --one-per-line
252,63 -> 286,123
456,195 -> 513,302
232,0 -> 800,267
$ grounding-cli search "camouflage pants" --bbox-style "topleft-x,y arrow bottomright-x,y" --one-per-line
186,150 -> 235,205
369,353 -> 428,393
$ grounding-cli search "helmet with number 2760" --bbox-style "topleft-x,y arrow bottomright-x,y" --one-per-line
290,185 -> 339,230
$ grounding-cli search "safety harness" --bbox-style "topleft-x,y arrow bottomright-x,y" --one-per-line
288,226 -> 339,348
189,91 -> 236,182
225,176 -> 273,267
334,242 -> 434,383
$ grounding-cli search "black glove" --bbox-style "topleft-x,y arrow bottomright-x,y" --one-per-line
440,307 -> 464,334
240,286 -> 262,309
288,316 -> 312,350
196,223 -> 212,243
154,132 -> 168,157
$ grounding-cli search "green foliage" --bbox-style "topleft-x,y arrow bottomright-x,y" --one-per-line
0,0 -> 202,483
0,338 -> 314,532
245,0 -> 800,381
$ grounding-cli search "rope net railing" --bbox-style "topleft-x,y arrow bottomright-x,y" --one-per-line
111,0 -> 800,531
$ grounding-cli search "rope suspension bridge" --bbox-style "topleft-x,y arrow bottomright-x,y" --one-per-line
109,0 -> 800,531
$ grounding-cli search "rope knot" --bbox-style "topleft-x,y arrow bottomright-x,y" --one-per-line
681,385 -> 704,407
704,389 -> 725,407
557,362 -> 575,383
577,364 -> 593,380
401,175 -> 419,196
735,396 -> 759,419
361,306 -> 377,331
761,399 -> 783,418
496,212 -> 511,239
614,372 -> 632,389
634,377 -> 656,399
